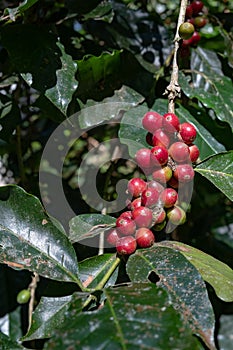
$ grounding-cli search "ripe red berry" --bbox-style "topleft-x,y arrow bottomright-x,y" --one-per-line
132,206 -> 153,228
142,111 -> 163,133
119,211 -> 132,220
173,164 -> 195,183
152,129 -> 170,148
106,228 -> 121,246
167,206 -> 186,225
185,4 -> 193,18
179,122 -> 197,144
135,228 -> 155,248
147,180 -> 164,193
169,141 -> 190,163
152,165 -> 172,184
168,176 -> 179,189
163,113 -> 180,133
141,188 -> 160,207
191,1 -> 204,16
189,144 -> 200,163
179,22 -> 195,40
129,197 -> 142,211
151,146 -> 169,166
194,16 -> 207,28
153,208 -> 166,224
189,31 -> 201,46
135,148 -> 152,169
116,236 -> 137,255
146,132 -> 153,146
160,188 -> 178,208
127,178 -> 147,198
116,217 -> 136,236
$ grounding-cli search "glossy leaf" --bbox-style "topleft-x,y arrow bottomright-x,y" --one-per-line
69,213 -> 116,243
79,253 -> 118,289
0,185 -> 81,285
78,85 -> 144,129
159,241 -> 233,302
195,151 -> 233,201
45,41 -> 78,115
180,48 -> 233,132
83,1 -> 114,22
0,331 -> 24,349
127,245 -> 216,350
44,284 -> 204,350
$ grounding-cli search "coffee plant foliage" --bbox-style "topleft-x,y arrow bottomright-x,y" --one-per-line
0,1 -> 233,349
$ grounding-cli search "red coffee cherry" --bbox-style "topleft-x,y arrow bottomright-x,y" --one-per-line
179,122 -> 197,144
132,206 -> 153,228
151,146 -> 169,166
119,211 -> 132,220
189,144 -> 200,163
189,31 -> 201,46
127,178 -> 147,197
141,188 -> 160,207
167,206 -> 186,225
142,111 -> 163,133
185,4 -> 193,18
152,165 -> 172,184
146,132 -> 153,146
116,217 -> 136,236
163,113 -> 180,133
147,180 -> 165,193
191,1 -> 204,16
153,208 -> 166,224
135,228 -> 155,248
169,141 -> 190,163
106,228 -> 121,246
116,236 -> 137,255
194,16 -> 207,28
129,197 -> 142,211
168,176 -> 179,189
173,164 -> 195,183
179,22 -> 195,40
160,188 -> 178,208
152,129 -> 170,148
135,148 -> 152,169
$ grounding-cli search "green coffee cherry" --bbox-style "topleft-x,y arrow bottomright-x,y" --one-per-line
179,22 -> 195,40
17,289 -> 31,304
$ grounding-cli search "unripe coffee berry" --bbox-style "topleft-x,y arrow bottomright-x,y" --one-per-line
116,236 -> 137,255
128,178 -> 147,197
135,228 -> 155,248
194,16 -> 207,28
167,206 -> 186,225
17,289 -> 31,304
152,165 -> 172,184
179,22 -> 195,40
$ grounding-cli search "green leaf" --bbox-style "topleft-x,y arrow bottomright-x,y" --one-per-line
79,253 -> 118,289
78,85 -> 144,129
180,48 -> 233,132
195,151 -> 233,201
0,331 -> 24,349
127,245 -> 216,350
160,241 -> 233,302
21,295 -> 73,341
69,213 -> 116,243
44,41 -> 78,115
44,284 -> 204,350
0,185 -> 81,285
82,0 -> 114,22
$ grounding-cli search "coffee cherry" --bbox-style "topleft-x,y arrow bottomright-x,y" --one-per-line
179,22 -> 195,40
179,122 -> 197,144
167,206 -> 186,225
116,217 -> 136,236
189,31 -> 201,46
147,180 -> 165,193
132,206 -> 153,228
141,188 -> 159,207
142,111 -> 163,133
146,132 -> 153,146
135,148 -> 152,169
151,146 -> 169,166
163,113 -> 180,132
191,1 -> 204,16
185,4 -> 193,18
129,197 -> 142,211
127,178 -> 147,197
135,228 -> 155,248
17,289 -> 31,304
153,208 -> 166,224
169,142 -> 190,163
152,165 -> 172,184
160,188 -> 178,208
106,228 -> 121,246
152,129 -> 170,148
173,164 -> 195,183
189,144 -> 200,163
168,176 -> 179,189
194,16 -> 207,28
119,211 -> 132,220
153,220 -> 167,231
116,236 -> 137,255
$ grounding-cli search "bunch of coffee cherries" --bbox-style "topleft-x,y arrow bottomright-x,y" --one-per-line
180,1 -> 208,50
106,110 -> 200,256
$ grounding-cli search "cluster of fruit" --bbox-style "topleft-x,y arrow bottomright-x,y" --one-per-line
106,110 -> 200,256
180,1 -> 207,49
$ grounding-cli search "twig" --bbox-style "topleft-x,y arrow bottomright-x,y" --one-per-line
164,0 -> 189,113
27,272 -> 40,332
